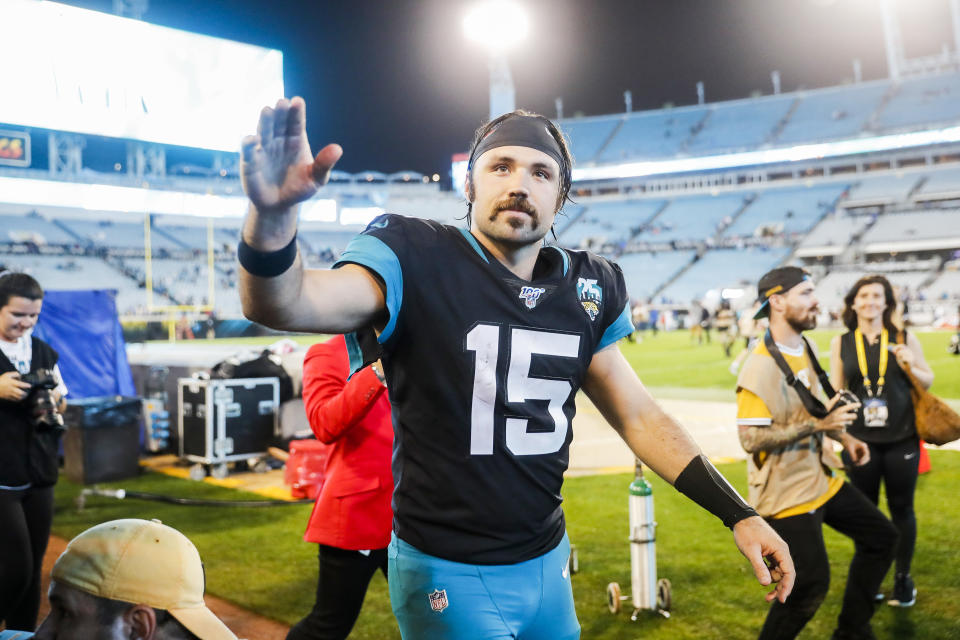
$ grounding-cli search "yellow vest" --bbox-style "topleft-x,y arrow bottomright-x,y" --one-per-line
736,340 -> 843,518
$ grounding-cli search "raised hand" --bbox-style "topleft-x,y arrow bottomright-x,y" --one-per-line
240,97 -> 343,214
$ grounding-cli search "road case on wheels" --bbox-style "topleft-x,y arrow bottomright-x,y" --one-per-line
178,377 -> 279,479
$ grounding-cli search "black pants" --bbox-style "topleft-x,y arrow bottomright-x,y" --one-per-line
758,483 -> 898,640
843,437 -> 919,575
286,545 -> 388,640
0,485 -> 54,631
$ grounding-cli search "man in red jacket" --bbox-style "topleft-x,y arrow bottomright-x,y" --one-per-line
287,332 -> 393,640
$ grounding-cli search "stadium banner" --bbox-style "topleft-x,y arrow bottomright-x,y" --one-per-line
1,0 -> 283,152
0,130 -> 30,167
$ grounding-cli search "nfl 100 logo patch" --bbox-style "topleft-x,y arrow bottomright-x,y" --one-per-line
518,285 -> 546,309
428,588 -> 449,612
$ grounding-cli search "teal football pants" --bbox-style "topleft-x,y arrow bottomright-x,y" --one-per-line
388,532 -> 580,640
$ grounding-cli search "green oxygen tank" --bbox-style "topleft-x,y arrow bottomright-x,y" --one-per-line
628,459 -> 657,611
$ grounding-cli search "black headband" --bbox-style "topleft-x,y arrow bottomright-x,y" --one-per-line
468,115 -> 565,172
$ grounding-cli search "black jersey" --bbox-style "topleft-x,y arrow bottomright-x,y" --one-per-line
334,214 -> 633,564
840,331 -> 915,443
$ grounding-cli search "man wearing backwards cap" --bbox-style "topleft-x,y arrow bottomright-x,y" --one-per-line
736,267 -> 898,640
34,519 -> 238,640
238,97 -> 794,639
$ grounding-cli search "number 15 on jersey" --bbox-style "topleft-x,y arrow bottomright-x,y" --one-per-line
466,324 -> 581,457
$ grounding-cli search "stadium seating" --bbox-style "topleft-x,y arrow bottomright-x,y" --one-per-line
874,72 -> 960,131
595,108 -> 708,162
560,116 -> 623,164
615,250 -> 696,301
724,183 -> 847,237
635,193 -> 747,243
557,200 -> 665,248
843,172 -> 922,206
0,213 -> 79,245
59,219 -> 185,251
775,82 -> 890,144
860,210 -> 960,250
657,247 -> 790,303
0,254 -> 174,315
685,96 -> 796,155
924,269 -> 960,300
913,166 -> 960,201
795,212 -> 870,255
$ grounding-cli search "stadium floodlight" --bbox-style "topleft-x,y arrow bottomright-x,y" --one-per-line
463,2 -> 529,119
462,1 -> 529,51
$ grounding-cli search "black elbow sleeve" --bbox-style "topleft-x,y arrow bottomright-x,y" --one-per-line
674,454 -> 758,529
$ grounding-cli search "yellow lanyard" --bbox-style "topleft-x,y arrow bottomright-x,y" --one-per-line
854,327 -> 887,397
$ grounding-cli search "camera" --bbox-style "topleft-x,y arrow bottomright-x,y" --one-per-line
830,389 -> 860,412
20,368 -> 65,433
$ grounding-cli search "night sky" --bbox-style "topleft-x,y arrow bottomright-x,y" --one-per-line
57,0 -> 955,175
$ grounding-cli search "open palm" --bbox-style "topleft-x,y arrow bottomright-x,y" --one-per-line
240,97 -> 342,212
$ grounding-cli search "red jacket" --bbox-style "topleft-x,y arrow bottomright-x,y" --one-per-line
301,335 -> 393,550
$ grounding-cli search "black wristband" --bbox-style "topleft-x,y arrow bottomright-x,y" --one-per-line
237,234 -> 298,278
674,454 -> 758,528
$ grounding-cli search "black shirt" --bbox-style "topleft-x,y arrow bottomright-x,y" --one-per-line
0,336 -> 60,488
840,330 -> 915,444
335,214 -> 633,564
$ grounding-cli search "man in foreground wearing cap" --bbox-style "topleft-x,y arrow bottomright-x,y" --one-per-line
736,267 -> 899,640
238,97 -> 795,639
34,518 -> 238,640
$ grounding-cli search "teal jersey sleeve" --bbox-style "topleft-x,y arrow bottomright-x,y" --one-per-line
333,214 -> 405,343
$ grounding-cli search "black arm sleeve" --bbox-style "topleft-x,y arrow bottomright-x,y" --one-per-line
674,454 -> 758,528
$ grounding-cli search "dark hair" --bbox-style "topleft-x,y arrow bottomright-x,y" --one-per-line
93,596 -> 199,640
0,272 -> 43,308
463,109 -> 574,226
842,275 -> 898,333
154,608 -> 201,640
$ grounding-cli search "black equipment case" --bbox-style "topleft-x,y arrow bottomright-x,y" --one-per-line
177,377 -> 279,468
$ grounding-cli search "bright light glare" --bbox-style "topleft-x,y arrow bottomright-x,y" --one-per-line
340,207 -> 385,226
463,2 -> 529,50
300,198 -> 338,222
573,124 -> 960,182
721,288 -> 745,300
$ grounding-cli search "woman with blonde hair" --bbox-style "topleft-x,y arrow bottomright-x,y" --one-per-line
829,275 -> 934,608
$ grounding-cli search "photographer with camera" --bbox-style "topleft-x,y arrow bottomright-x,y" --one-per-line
0,272 -> 68,632
736,267 -> 898,640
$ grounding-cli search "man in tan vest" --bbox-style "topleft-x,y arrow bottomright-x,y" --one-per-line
736,267 -> 898,640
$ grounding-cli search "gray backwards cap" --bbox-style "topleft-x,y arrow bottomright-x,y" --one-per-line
467,115 -> 565,172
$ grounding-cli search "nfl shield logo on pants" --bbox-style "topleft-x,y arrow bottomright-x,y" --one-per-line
428,588 -> 449,612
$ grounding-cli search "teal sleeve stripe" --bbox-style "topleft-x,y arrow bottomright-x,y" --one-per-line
596,302 -> 633,352
333,234 -> 403,343
344,332 -> 363,379
457,228 -> 489,263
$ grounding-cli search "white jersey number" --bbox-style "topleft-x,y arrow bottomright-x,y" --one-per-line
466,324 -> 580,456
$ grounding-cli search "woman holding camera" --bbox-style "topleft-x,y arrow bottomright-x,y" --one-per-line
829,275 -> 934,609
0,272 -> 68,631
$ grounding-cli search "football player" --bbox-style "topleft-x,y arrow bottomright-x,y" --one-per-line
238,97 -> 794,640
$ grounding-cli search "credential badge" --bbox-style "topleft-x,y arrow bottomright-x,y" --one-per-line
577,277 -> 602,321
428,588 -> 449,612
519,286 -> 546,309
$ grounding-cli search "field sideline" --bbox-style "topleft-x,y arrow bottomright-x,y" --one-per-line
52,453 -> 960,639
159,328 -> 960,400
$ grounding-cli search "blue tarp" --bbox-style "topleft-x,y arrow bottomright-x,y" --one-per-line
33,290 -> 135,399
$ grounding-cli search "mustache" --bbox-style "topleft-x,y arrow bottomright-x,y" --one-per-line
491,196 -> 537,218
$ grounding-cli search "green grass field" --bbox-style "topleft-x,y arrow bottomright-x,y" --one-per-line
620,329 -> 960,402
105,328 -> 960,637
53,453 -> 960,639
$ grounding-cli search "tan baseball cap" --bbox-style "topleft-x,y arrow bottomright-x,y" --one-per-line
51,519 -> 238,640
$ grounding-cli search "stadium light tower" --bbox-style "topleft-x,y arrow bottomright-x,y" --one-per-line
462,1 -> 529,120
